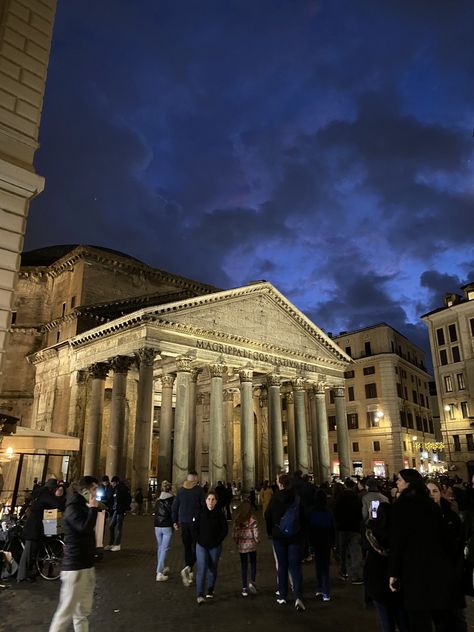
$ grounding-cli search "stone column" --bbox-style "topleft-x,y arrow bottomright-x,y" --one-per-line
223,389 -> 235,482
258,389 -> 269,482
83,362 -> 109,476
267,373 -> 284,479
132,348 -> 157,492
309,388 -> 320,482
315,382 -> 331,483
293,377 -> 309,474
209,361 -> 227,486
285,391 -> 296,473
239,367 -> 255,493
195,392 -> 205,474
188,368 -> 200,471
158,374 -> 175,483
172,356 -> 192,485
106,356 -> 134,479
334,385 -> 351,479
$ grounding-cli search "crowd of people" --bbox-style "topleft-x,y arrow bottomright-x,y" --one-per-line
7,468 -> 474,631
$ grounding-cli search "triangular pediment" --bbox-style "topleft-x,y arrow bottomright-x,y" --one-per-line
146,283 -> 350,365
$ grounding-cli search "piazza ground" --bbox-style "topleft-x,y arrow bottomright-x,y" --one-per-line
4,512 -> 474,632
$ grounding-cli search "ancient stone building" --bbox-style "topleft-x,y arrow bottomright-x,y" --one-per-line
0,0 -> 57,388
1,245 -> 352,491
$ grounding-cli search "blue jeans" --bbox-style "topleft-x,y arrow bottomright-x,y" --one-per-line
155,527 -> 172,574
272,539 -> 303,600
109,512 -> 125,546
374,601 -> 409,632
195,543 -> 221,596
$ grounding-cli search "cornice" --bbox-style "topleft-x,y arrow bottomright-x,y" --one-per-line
28,348 -> 58,365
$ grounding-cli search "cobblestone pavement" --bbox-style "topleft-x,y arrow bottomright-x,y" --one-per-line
4,513 -> 474,631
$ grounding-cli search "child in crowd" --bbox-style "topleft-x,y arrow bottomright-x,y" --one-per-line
233,499 -> 259,597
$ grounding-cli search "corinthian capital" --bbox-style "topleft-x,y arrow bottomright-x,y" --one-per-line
267,373 -> 281,388
160,374 -> 175,389
286,391 -> 294,404
110,356 -> 134,374
89,362 -> 109,380
176,355 -> 192,372
292,377 -> 305,391
333,385 -> 345,398
135,347 -> 157,367
315,381 -> 327,395
209,362 -> 227,379
239,367 -> 253,383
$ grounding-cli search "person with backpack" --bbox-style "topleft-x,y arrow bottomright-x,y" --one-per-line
264,473 -> 305,611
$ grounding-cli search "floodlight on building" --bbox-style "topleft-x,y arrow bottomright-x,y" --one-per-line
375,411 -> 384,419
444,405 -> 451,412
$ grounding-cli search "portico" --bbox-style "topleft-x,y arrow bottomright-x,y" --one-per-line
28,282 -> 352,491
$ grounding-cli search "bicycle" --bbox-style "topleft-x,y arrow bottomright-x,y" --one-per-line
35,536 -> 64,581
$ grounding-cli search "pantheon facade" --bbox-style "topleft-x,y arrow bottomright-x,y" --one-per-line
2,246 -> 352,492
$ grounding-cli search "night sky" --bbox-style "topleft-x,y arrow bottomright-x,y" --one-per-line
24,1 -> 474,364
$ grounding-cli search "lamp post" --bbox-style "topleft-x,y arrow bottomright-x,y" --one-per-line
443,404 -> 454,471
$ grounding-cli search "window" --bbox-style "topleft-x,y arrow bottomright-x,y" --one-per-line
328,415 -> 336,431
365,341 -> 372,356
404,386 -> 408,399
446,404 -> 455,420
461,402 -> 469,419
333,443 -> 338,453
428,418 -> 434,434
344,370 -> 355,379
61,302 -> 66,317
71,296 -> 76,308
396,383 -> 402,398
457,373 -> 466,390
367,411 -> 380,428
411,375 -> 415,383
471,318 -> 474,336
347,413 -> 359,429
329,390 -> 334,404
420,393 -> 425,407
348,386 -> 355,401
467,434 -> 474,451
11,311 -> 17,325
444,376 -> 453,393
403,441 -> 407,451
448,324 -> 458,342
416,415 -> 423,431
407,412 -> 414,429
345,346 -> 352,357
439,350 -> 448,366
391,341 -> 395,353
436,328 -> 445,345
412,390 -> 418,404
400,410 -> 407,427
365,383 -> 377,399
363,366 -> 375,375
373,441 -> 381,452
352,442 -> 359,452
422,418 -> 428,433
452,346 -> 461,363
394,366 -> 398,374
402,369 -> 407,378
453,435 -> 461,452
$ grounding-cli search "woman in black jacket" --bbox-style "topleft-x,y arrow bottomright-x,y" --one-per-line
195,491 -> 228,604
389,469 -> 456,632
154,480 -> 174,582
264,473 -> 305,611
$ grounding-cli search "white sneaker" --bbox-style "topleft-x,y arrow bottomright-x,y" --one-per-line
104,545 -> 113,551
162,567 -> 170,575
110,545 -> 121,552
248,583 -> 257,595
181,566 -> 191,587
295,598 -> 306,611
156,573 -> 169,582
188,571 -> 194,582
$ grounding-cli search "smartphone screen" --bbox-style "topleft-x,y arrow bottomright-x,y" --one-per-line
370,500 -> 380,519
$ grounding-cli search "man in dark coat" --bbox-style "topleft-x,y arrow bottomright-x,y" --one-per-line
104,476 -> 131,552
17,478 -> 65,582
333,478 -> 364,583
49,476 -> 99,632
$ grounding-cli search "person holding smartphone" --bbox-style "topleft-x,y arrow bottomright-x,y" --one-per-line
362,477 -> 389,524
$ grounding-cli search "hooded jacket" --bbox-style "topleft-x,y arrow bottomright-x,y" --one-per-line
196,506 -> 228,549
62,491 -> 98,571
171,480 -> 205,525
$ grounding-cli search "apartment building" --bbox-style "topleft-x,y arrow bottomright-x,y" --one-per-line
422,283 -> 474,480
330,323 -> 439,478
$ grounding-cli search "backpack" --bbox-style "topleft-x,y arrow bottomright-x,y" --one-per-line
278,496 -> 300,537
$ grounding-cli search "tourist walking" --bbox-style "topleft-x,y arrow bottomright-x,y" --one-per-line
49,476 -> 99,632
195,491 -> 228,604
232,499 -> 259,597
172,470 -> 205,587
265,473 -> 305,611
308,488 -> 335,602
333,478 -> 364,584
154,480 -> 174,582
105,476 -> 131,552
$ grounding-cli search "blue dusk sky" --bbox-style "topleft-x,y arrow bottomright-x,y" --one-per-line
25,0 -> 474,365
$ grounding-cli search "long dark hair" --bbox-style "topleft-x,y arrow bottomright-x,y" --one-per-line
398,469 -> 428,499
